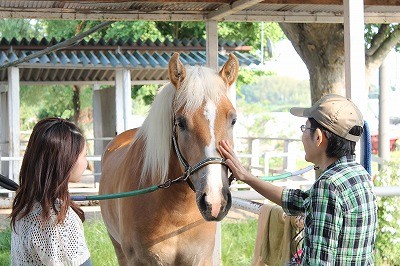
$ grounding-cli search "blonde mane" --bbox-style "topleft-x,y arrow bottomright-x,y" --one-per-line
134,65 -> 227,185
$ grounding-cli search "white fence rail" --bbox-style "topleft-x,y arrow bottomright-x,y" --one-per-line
1,136 -> 399,198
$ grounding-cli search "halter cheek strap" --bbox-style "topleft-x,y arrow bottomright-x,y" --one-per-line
172,119 -> 231,192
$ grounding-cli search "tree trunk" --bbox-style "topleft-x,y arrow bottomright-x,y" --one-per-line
279,23 -> 345,103
72,85 -> 81,125
279,23 -> 400,104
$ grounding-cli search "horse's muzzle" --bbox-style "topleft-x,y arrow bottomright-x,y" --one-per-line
198,188 -> 232,221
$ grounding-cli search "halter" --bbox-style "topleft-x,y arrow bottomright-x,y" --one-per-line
172,119 -> 234,192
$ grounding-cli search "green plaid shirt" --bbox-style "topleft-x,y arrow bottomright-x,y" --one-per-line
282,156 -> 377,265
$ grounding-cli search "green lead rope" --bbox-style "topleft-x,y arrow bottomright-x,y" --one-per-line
71,185 -> 159,201
260,165 -> 314,182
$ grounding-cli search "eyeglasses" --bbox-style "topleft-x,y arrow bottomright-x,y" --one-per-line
300,125 -> 316,132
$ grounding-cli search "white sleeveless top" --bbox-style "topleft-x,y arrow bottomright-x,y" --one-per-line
11,202 -> 90,266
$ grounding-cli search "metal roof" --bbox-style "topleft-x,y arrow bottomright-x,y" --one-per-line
0,1 -> 399,23
0,37 -> 260,85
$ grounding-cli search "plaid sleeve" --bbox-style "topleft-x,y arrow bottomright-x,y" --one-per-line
281,188 -> 309,216
305,177 -> 342,265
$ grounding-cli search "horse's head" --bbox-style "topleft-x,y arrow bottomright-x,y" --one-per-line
168,53 -> 238,221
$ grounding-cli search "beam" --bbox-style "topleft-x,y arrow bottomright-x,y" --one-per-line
17,0 -> 400,5
1,9 -> 400,23
207,0 -> 263,21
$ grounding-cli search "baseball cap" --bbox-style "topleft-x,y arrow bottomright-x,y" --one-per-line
290,94 -> 364,142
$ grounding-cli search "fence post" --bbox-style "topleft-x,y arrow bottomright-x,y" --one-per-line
264,152 -> 270,176
251,139 -> 261,175
283,140 -> 297,171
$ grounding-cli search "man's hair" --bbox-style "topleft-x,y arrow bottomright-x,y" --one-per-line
309,118 -> 363,158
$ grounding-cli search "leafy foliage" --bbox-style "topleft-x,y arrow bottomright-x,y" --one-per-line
19,85 -> 93,130
374,161 -> 400,265
0,19 -> 42,39
0,227 -> 11,265
365,24 -> 400,52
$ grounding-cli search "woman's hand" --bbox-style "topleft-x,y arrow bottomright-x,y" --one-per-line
218,140 -> 251,183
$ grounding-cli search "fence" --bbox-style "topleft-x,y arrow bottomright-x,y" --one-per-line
1,136 -> 399,198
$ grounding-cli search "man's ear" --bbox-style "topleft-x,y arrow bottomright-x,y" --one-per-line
314,128 -> 325,146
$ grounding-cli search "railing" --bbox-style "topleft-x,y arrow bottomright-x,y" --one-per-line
1,136 -> 399,198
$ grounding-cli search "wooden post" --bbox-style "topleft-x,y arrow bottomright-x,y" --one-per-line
206,19 -> 222,266
344,0 -> 367,165
115,69 -> 132,134
8,67 -> 20,183
264,152 -> 270,176
206,20 -> 219,71
251,139 -> 261,175
379,57 -> 390,167
283,140 -> 297,171
0,85 -> 8,177
93,84 -> 116,183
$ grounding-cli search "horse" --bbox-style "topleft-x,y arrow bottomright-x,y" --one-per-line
99,52 -> 239,265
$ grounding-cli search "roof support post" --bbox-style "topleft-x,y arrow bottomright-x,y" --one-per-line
378,58 -> 390,165
344,0 -> 366,105
206,20 -> 219,71
115,69 -> 132,134
93,84 -> 116,183
344,0 -> 367,166
206,20 -> 222,266
7,67 -> 20,183
0,85 -> 9,179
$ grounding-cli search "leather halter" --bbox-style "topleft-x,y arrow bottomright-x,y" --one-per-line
172,120 -> 233,192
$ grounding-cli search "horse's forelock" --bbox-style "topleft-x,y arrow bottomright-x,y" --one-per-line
174,66 -> 226,113
135,66 -> 227,186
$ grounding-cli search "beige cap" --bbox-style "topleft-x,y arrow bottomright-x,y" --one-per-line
290,94 -> 364,142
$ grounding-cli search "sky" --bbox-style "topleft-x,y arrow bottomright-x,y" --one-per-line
268,39 -> 309,80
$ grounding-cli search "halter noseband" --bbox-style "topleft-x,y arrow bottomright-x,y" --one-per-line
172,119 -> 233,192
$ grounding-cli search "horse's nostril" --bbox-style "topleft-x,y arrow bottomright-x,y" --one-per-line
225,191 -> 232,211
199,193 -> 207,211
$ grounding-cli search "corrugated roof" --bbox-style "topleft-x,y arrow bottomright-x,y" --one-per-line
0,1 -> 398,23
0,38 -> 261,84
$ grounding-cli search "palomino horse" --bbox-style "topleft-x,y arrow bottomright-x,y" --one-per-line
99,52 -> 239,265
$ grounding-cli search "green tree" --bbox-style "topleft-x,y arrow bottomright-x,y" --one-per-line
0,19 -> 42,39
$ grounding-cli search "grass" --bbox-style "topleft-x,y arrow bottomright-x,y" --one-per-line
0,218 -> 258,265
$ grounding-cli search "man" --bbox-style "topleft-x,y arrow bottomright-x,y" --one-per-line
219,94 -> 377,265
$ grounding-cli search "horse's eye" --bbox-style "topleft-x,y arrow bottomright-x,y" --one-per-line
176,118 -> 187,130
231,118 -> 237,127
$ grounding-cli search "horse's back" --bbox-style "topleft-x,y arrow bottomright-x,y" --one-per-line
103,128 -> 138,161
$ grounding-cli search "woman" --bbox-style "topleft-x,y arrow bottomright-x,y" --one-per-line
10,117 -> 91,266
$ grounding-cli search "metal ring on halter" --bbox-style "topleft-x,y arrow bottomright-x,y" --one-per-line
182,166 -> 192,181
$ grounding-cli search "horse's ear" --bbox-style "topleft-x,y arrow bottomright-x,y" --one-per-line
168,52 -> 186,90
219,53 -> 239,87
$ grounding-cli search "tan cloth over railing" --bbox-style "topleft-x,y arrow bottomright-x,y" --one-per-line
252,204 -> 304,266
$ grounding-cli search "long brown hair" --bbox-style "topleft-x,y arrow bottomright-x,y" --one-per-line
10,117 -> 86,228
